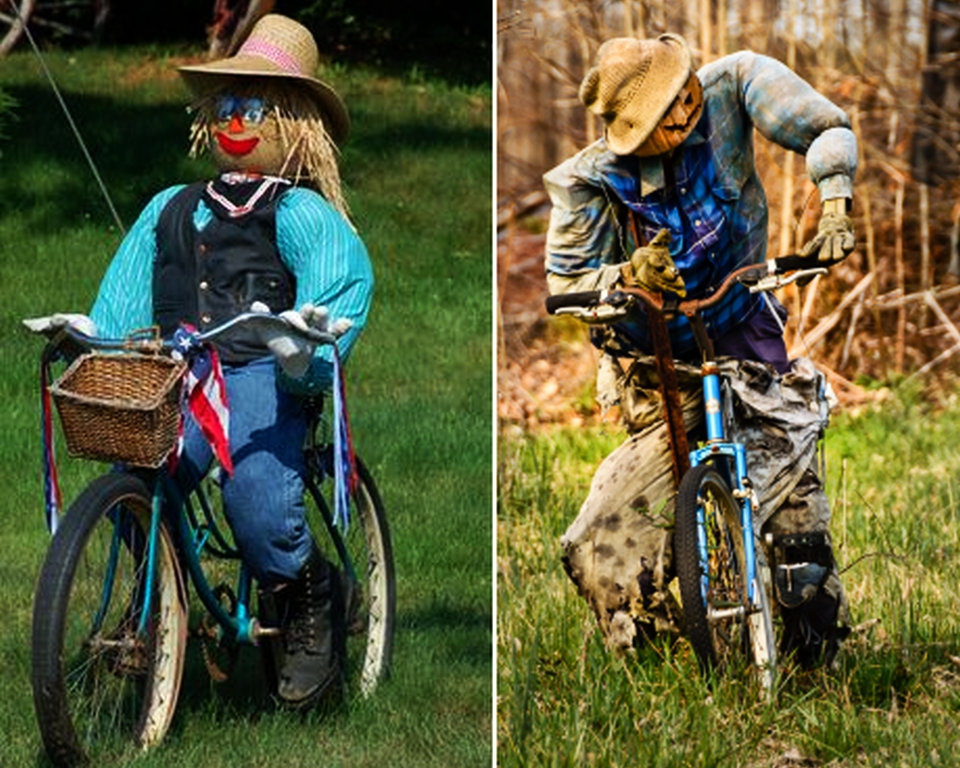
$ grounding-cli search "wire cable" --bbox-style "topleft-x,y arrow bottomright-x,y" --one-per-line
14,3 -> 126,234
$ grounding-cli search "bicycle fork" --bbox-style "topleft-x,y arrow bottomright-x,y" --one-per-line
691,363 -> 762,613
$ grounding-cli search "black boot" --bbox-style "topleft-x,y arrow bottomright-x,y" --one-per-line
277,547 -> 343,707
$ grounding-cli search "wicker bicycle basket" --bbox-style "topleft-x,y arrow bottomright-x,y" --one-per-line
50,352 -> 187,468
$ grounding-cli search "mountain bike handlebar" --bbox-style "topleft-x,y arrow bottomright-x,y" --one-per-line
545,253 -> 833,319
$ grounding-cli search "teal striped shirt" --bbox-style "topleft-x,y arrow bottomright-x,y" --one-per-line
90,181 -> 374,392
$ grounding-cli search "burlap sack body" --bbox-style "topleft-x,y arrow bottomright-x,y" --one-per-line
560,354 -> 843,650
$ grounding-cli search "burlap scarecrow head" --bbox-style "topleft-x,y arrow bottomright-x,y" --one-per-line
579,34 -> 703,157
178,14 -> 349,215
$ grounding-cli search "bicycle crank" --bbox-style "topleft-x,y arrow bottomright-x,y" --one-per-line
197,583 -> 240,683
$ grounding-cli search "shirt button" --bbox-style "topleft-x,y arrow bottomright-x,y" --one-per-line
695,219 -> 703,227
199,244 -> 208,254
681,187 -> 688,195
201,314 -> 212,324
199,281 -> 209,291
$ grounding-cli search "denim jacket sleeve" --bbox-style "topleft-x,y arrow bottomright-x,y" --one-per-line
542,142 -> 635,291
699,51 -> 858,201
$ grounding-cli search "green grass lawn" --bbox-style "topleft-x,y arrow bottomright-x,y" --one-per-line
0,47 -> 492,766
498,389 -> 960,767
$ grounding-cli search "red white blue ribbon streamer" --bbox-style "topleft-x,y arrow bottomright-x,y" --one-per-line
40,360 -> 62,536
332,345 -> 358,531
172,326 -> 233,476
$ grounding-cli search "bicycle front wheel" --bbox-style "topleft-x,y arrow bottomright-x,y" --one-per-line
304,452 -> 396,698
675,464 -> 753,679
31,473 -> 188,766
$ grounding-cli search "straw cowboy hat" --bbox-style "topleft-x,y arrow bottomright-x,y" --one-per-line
179,14 -> 350,144
579,34 -> 693,156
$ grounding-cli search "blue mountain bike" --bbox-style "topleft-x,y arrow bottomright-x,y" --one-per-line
547,253 -> 831,691
26,313 -> 396,766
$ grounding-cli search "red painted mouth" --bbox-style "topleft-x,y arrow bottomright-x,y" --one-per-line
215,132 -> 259,156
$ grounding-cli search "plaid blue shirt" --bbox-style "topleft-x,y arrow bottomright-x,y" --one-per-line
90,179 -> 373,392
544,50 -> 858,359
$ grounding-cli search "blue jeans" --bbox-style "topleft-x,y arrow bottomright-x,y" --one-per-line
713,294 -> 790,374
176,357 -> 313,585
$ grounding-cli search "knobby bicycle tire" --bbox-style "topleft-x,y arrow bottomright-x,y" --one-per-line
261,452 -> 395,700
674,464 -> 754,680
31,473 -> 188,766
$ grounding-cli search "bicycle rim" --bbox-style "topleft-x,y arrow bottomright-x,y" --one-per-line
31,473 -> 187,766
305,454 -> 396,698
675,464 -> 751,679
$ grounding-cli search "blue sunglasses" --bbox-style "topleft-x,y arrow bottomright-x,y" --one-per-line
215,96 -> 270,126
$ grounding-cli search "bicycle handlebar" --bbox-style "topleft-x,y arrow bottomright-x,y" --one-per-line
24,311 -> 338,357
545,253 -> 834,318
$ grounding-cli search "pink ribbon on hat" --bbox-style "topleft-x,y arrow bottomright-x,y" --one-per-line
238,36 -> 302,75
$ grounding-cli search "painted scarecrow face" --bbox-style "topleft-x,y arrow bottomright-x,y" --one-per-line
634,73 -> 704,157
189,78 -> 348,216
206,84 -> 287,175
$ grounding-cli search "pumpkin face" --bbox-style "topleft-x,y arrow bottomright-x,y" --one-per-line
634,73 -> 704,158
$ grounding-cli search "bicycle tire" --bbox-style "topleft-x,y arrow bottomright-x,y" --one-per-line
674,464 -> 753,679
749,545 -> 778,692
0,0 -> 34,55
299,453 -> 396,698
258,452 -> 395,700
31,473 -> 188,766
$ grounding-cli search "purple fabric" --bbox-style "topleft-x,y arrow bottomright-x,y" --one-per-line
713,295 -> 790,373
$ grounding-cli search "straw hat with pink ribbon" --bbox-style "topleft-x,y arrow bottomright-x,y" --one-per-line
179,14 -> 350,144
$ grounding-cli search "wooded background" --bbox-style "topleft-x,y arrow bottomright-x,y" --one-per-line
0,0 -> 490,84
498,0 -> 960,401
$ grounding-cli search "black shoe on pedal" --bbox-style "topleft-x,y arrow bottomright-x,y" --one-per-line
277,548 -> 343,707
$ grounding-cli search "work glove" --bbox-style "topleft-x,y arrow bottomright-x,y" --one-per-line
250,302 -> 352,379
621,228 -> 687,297
22,313 -> 98,338
799,198 -> 855,263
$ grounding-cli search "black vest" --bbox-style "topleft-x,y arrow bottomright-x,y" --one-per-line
153,177 -> 296,363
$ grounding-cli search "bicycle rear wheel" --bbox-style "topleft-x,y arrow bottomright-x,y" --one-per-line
31,473 -> 188,766
301,451 -> 395,698
674,464 -> 754,680
260,446 -> 397,697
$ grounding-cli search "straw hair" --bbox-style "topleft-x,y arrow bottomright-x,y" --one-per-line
579,34 -> 693,156
179,14 -> 350,144
188,79 -> 349,219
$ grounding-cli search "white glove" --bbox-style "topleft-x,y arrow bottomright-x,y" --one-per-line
250,302 -> 352,379
22,313 -> 98,338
